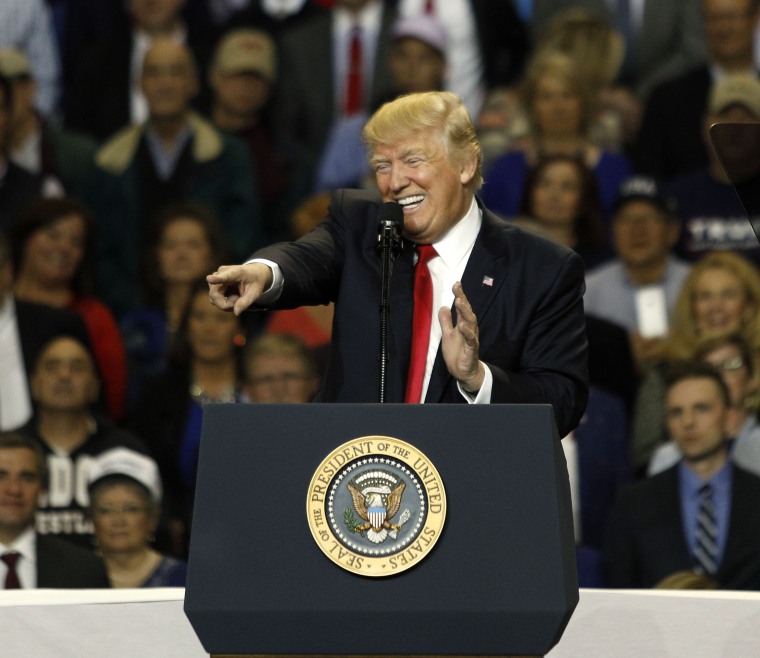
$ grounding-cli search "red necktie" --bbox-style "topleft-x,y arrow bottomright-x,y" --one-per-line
424,0 -> 435,14
344,26 -> 363,115
2,552 -> 21,589
405,245 -> 437,403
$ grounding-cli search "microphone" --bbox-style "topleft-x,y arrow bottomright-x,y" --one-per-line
375,201 -> 404,259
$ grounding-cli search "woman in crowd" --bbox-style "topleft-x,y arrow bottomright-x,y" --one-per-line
127,278 -> 246,557
515,154 -> 610,268
480,50 -> 631,219
11,197 -> 127,420
631,251 -> 760,473
119,202 -> 229,404
88,448 -> 187,587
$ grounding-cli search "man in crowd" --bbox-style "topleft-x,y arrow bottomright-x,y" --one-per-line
19,336 -> 149,548
208,91 -> 588,437
584,176 -> 691,372
0,431 -> 110,588
243,334 -> 320,404
85,38 -> 261,314
603,361 -> 760,589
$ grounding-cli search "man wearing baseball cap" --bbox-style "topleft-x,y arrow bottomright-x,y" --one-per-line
209,29 -> 313,243
665,73 -> 760,265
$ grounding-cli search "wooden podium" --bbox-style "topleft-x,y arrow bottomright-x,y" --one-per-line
184,403 -> 578,657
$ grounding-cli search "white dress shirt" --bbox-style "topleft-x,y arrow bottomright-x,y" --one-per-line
0,295 -> 33,430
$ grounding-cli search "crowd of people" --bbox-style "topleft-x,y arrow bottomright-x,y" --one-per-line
2,0 -> 760,592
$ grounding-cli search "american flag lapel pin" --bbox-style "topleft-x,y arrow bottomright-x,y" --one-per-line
482,275 -> 494,287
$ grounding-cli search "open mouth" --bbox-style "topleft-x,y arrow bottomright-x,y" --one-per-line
397,195 -> 425,210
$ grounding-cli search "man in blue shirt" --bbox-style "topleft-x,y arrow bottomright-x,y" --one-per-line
602,360 -> 760,589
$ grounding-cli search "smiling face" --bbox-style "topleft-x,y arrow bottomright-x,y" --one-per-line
90,481 -> 158,556
370,128 -> 476,244
21,213 -> 86,287
141,39 -> 198,120
692,267 -> 754,335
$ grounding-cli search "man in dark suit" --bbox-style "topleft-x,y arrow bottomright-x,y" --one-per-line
633,0 -> 760,182
208,91 -> 588,437
0,431 -> 110,589
602,361 -> 760,589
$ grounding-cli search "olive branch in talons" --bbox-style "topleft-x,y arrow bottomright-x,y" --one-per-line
344,508 -> 363,534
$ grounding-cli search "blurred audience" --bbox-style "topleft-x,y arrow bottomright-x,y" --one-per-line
88,447 -> 187,587
514,153 -> 609,269
631,251 -> 760,473
243,334 -> 320,403
603,361 -> 760,590
11,198 -> 128,421
0,0 -> 61,117
119,202 -> 229,406
65,0 -> 216,143
585,176 -> 691,373
221,0 -> 328,44
84,38 -> 262,315
19,336 -> 148,548
209,28 -> 314,242
273,0 -> 396,165
649,332 -> 760,476
0,73 -> 46,234
480,50 -> 632,219
127,279 -> 246,557
532,0 -> 706,104
0,230 -> 88,431
317,13 -> 449,192
0,48 -> 95,198
666,73 -> 760,265
635,0 -> 760,182
396,0 -> 529,121
0,430 -> 110,589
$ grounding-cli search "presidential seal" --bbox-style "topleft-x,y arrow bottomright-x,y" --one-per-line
306,436 -> 446,577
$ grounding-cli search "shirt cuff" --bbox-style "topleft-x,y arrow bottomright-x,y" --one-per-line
458,363 -> 493,404
244,258 -> 283,304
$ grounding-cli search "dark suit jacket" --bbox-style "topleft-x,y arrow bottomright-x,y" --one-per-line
602,464 -> 760,589
36,534 -> 110,588
255,189 -> 589,436
274,6 -> 397,160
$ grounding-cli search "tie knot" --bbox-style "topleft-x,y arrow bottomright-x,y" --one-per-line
416,244 -> 437,266
2,552 -> 20,569
699,483 -> 714,498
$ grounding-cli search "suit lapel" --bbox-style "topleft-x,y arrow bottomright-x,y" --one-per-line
425,211 -> 510,402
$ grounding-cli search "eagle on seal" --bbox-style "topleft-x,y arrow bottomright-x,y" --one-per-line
347,480 -> 406,544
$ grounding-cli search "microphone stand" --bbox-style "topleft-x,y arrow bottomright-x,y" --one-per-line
377,212 -> 403,403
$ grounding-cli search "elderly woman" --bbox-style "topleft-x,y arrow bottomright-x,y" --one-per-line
480,50 -> 631,220
11,197 -> 127,420
88,448 -> 187,588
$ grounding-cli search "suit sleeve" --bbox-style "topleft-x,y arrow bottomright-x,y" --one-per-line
487,248 -> 588,437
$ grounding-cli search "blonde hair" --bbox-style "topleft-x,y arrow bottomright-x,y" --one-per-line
362,91 -> 483,188
663,252 -> 760,360
537,9 -> 624,91
520,50 -> 596,138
